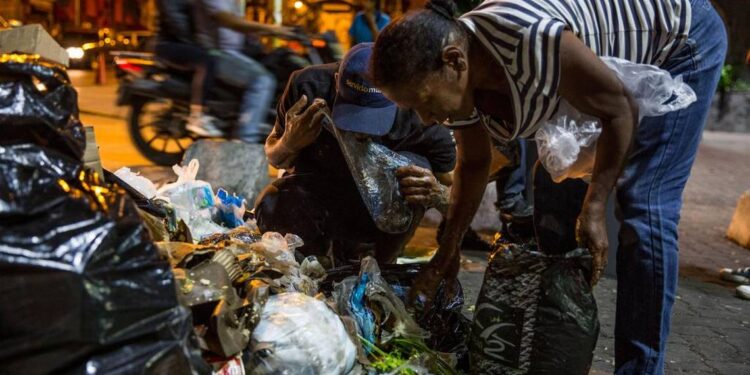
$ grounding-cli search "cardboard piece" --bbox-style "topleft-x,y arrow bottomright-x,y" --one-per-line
727,190 -> 750,249
83,126 -> 103,176
0,24 -> 69,66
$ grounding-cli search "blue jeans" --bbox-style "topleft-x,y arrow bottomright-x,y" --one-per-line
494,139 -> 529,211
614,0 -> 727,373
214,50 -> 276,143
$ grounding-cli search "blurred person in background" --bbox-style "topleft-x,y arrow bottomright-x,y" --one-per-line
154,0 -> 217,134
193,0 -> 295,142
349,0 -> 390,46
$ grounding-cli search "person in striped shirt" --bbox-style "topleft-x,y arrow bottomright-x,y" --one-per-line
370,0 -> 727,373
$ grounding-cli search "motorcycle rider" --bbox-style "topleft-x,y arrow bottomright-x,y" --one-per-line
154,0 -> 217,134
193,0 -> 296,142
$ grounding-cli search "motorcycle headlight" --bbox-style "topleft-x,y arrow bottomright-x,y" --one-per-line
66,47 -> 85,60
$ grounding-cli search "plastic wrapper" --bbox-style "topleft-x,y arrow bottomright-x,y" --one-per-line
105,169 -> 176,221
329,124 -> 415,234
177,261 -> 251,358
0,59 -> 85,160
157,159 -> 226,241
333,257 -> 429,354
241,234 -> 324,297
325,261 -> 470,370
469,239 -> 599,374
536,56 -> 698,182
247,293 -> 357,375
216,188 -> 247,228
360,257 -> 426,343
199,226 -> 263,246
114,166 -> 158,198
0,143 -> 207,374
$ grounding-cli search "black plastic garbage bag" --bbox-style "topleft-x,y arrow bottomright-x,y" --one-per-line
0,144 -> 208,374
0,59 -> 86,160
469,239 -> 599,375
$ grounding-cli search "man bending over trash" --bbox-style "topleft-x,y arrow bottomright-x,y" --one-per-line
255,43 -> 456,265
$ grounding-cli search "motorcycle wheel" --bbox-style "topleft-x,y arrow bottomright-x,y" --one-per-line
128,98 -> 195,166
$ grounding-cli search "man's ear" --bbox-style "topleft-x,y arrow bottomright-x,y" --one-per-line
442,45 -> 468,73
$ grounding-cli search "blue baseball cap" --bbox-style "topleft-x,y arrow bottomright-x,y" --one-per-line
332,43 -> 397,136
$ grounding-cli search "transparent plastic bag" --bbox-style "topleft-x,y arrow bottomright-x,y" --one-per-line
156,159 -> 225,240
113,166 -> 158,198
248,293 -> 357,375
328,123 -> 415,234
535,102 -> 602,183
536,57 -> 697,182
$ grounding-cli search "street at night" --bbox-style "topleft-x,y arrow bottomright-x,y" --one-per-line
2,0 -> 750,374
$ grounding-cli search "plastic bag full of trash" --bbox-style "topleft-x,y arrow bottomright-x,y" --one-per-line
470,239 -> 599,375
156,159 -> 226,241
247,293 -> 357,375
536,56 -> 698,183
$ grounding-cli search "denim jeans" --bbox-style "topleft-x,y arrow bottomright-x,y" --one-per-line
154,41 -> 215,102
613,0 -> 727,373
213,50 -> 277,143
494,139 -> 529,211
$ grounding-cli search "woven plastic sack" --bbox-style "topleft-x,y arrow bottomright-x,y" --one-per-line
470,240 -> 599,374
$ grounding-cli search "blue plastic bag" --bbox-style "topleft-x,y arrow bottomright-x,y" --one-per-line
216,188 -> 246,228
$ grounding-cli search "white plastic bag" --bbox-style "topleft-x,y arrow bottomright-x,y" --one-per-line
249,293 -> 357,375
536,57 -> 697,182
113,167 -> 157,198
156,159 -> 225,240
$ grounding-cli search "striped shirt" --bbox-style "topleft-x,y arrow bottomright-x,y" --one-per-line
456,0 -> 692,141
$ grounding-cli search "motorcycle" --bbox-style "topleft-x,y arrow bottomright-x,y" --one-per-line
113,30 -> 342,165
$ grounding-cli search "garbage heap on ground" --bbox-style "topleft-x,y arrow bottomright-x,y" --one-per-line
0,55 -> 469,374
2,54 -> 602,375
114,158 -> 472,374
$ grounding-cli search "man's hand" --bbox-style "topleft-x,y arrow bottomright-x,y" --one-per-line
396,165 -> 448,211
408,245 -> 460,310
280,95 -> 328,153
576,201 -> 608,285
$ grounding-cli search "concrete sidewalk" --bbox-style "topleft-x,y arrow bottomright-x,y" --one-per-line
451,262 -> 750,374
69,69 -> 128,119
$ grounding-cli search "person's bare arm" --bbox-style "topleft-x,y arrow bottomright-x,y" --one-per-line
436,171 -> 453,186
408,124 -> 491,307
557,30 -> 638,284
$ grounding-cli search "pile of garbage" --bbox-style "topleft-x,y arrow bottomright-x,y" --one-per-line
119,160 -> 470,374
0,57 -> 470,374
